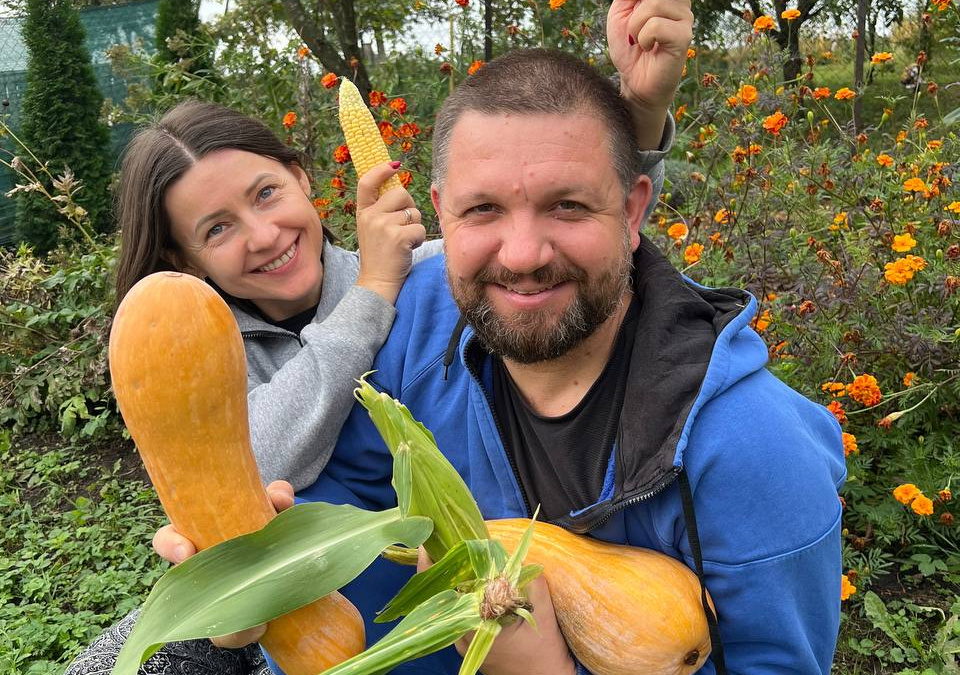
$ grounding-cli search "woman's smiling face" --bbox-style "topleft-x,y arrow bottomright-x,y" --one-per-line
165,148 -> 326,321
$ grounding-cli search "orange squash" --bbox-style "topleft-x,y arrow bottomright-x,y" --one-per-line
486,519 -> 712,675
109,271 -> 365,675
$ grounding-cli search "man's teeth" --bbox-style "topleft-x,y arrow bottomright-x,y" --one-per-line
510,284 -> 555,295
258,242 -> 297,272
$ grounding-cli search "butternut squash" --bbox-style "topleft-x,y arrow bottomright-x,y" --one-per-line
486,519 -> 712,675
109,271 -> 365,675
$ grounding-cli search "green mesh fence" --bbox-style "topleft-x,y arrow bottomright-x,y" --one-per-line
0,0 -> 159,246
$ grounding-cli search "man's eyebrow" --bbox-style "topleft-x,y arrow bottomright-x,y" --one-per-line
192,173 -> 276,236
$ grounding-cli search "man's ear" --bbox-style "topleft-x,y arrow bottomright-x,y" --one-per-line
431,185 -> 445,234
624,175 -> 652,252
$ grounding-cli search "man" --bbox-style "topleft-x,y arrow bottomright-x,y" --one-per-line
314,46 -> 847,675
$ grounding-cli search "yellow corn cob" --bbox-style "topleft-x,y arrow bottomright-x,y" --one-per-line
337,78 -> 403,195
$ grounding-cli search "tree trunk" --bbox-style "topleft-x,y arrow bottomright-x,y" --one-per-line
483,0 -> 492,62
852,0 -> 867,135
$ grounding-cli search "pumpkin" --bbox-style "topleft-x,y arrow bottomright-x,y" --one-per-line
486,519 -> 712,675
109,271 -> 364,675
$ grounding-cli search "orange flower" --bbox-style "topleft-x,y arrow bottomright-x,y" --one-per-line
388,97 -> 408,114
948,201 -> 960,214
397,122 -> 421,137
842,432 -> 859,457
297,45 -> 311,59
876,153 -> 894,167
903,372 -> 915,387
896,130 -> 907,144
834,87 -> 856,100
434,43 -> 446,55
312,197 -> 331,218
830,212 -> 848,231
549,0 -> 566,9
320,72 -> 338,89
812,87 -> 831,100
731,146 -> 748,163
762,111 -> 788,136
781,8 -> 800,20
893,483 -> 921,504
282,111 -> 297,130
884,255 -> 926,285
687,47 -> 697,59
751,309 -> 771,332
748,143 -> 762,155
753,15 -> 776,31
821,381 -> 846,397
827,400 -> 847,424
455,0 -> 468,6
467,60 -> 485,75
902,177 -> 929,192
330,176 -> 345,192
684,243 -> 704,264
333,144 -> 351,163
939,488 -> 952,502
932,0 -> 951,9
398,170 -> 413,188
369,90 -> 387,107
870,52 -> 893,64
726,96 -> 740,107
928,140 -> 943,150
847,374 -> 882,407
840,573 -> 857,601
912,494 -> 934,516
378,121 -> 396,145
891,233 -> 917,252
714,208 -> 733,224
737,84 -> 758,105
667,223 -> 688,241
675,104 -> 687,121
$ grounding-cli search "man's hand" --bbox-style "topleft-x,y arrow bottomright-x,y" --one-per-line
607,0 -> 693,147
151,480 -> 296,648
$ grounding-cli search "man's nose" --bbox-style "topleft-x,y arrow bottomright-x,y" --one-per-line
497,214 -> 554,274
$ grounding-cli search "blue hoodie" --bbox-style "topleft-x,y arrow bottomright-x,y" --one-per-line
298,236 -> 847,675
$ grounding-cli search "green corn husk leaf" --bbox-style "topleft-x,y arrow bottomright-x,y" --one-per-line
112,503 -> 432,675
516,563 -> 544,591
394,441 -> 412,517
464,538 -> 507,579
377,541 -> 478,623
458,620 -> 502,675
503,508 -> 539,585
355,375 -> 488,561
321,589 -> 484,675
381,544 -> 420,566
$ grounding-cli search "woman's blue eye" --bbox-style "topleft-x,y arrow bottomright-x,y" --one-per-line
258,185 -> 276,201
207,223 -> 225,238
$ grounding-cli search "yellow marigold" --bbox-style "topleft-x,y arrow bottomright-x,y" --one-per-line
912,494 -> 934,516
928,140 -> 943,150
840,573 -> 857,601
834,87 -> 856,100
667,223 -> 689,241
821,381 -> 847,397
714,208 -> 733,224
893,483 -> 921,504
737,84 -> 758,106
903,177 -> 929,192
903,371 -> 915,387
847,374 -> 881,407
832,212 -> 848,230
870,52 -> 893,64
684,243 -> 704,264
751,309 -> 771,332
876,153 -> 894,167
891,233 -> 917,252
781,8 -> 800,20
948,201 -> 960,214
812,86 -> 831,100
549,0 -> 566,10
842,432 -> 859,457
753,15 -> 776,31
762,111 -> 788,136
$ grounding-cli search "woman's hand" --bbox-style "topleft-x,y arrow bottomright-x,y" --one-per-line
151,480 -> 296,648
355,161 -> 427,305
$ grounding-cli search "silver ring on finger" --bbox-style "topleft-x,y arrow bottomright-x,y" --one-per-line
402,208 -> 414,225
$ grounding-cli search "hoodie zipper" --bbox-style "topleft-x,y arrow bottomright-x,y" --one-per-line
561,466 -> 682,534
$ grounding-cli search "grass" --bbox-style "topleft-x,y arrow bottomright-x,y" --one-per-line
0,430 -> 167,675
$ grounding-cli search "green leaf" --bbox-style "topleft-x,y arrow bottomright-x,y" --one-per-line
112,503 -> 432,675
458,619 -> 501,675
516,564 -> 544,592
377,542 -> 478,623
503,511 -> 538,585
393,442 -> 412,518
464,539 -> 506,579
322,589 -> 484,675
863,591 -> 909,652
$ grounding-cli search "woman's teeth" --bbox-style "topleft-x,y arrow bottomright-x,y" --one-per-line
258,242 -> 297,272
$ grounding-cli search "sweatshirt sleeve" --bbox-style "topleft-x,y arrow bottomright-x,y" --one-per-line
246,285 -> 396,491
638,113 -> 674,222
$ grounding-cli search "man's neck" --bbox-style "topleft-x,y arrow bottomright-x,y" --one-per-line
501,292 -> 633,417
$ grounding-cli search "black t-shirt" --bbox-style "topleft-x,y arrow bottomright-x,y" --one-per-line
491,296 -> 639,521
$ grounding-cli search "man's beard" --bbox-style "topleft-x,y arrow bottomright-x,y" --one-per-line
448,243 -> 633,364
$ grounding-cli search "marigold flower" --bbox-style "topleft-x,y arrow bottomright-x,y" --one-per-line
876,153 -> 894,167
827,400 -> 847,424
667,223 -> 688,241
398,170 -> 413,188
939,488 -> 952,502
737,84 -> 758,105
297,45 -> 311,59
932,0 -> 951,9
330,176 -> 345,191
812,86 -> 831,100
455,0 -> 468,6
762,111 -> 788,136
912,494 -> 934,516
435,43 -> 446,55
397,122 -> 421,137
884,254 -> 926,285
467,60 -> 485,75
726,96 -> 740,107
842,432 -> 859,457
313,197 -> 331,218
388,97 -> 408,114
333,144 -> 351,163
675,104 -> 687,121
731,146 -> 748,163
748,143 -> 762,155
320,72 -> 338,89
840,573 -> 857,601
941,512 -> 955,525
549,0 -> 566,9
684,243 -> 704,264
891,233 -> 917,252
831,212 -> 847,230
282,111 -> 297,130
834,87 -> 856,100
400,140 -> 413,153
714,208 -> 733,224
903,372 -> 915,387
870,52 -> 893,64
378,121 -> 396,145
753,15 -> 776,31
927,140 -> 943,150
821,381 -> 847,397
902,177 -> 929,192
894,483 -> 921,504
687,47 -> 697,59
369,90 -> 387,107
751,309 -> 771,332
847,374 -> 882,407
948,201 -> 960,214
781,8 -> 800,20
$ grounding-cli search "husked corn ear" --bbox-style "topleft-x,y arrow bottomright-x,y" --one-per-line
338,78 -> 403,195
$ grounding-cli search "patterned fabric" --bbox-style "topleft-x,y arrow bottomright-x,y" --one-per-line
63,609 -> 270,675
